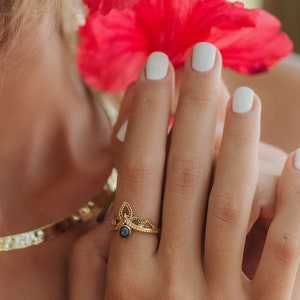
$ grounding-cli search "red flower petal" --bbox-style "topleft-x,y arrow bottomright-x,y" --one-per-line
84,0 -> 139,14
78,8 -> 148,92
78,0 -> 293,93
83,0 -> 99,13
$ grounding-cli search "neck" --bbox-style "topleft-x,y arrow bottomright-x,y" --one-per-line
0,11 -> 113,233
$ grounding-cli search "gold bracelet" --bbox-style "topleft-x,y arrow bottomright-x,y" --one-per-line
0,168 -> 117,252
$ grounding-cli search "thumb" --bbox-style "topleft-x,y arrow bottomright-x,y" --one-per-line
69,208 -> 113,300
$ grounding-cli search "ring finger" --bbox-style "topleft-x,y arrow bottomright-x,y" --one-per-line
205,87 -> 261,291
161,42 -> 222,259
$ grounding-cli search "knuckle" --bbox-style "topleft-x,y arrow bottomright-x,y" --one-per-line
231,133 -> 257,146
270,233 -> 300,265
211,191 -> 244,225
179,94 -> 216,110
136,82 -> 170,106
168,158 -> 208,191
227,126 -> 257,146
119,151 -> 158,184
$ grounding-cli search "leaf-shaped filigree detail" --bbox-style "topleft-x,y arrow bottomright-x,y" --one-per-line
118,201 -> 133,219
112,202 -> 160,235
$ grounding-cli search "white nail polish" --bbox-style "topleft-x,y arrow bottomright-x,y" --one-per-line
192,42 -> 217,72
295,148 -> 300,170
216,121 -> 224,134
146,52 -> 169,80
116,121 -> 128,142
232,87 -> 254,113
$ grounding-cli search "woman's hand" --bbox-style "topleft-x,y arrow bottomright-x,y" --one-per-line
70,43 -> 300,299
242,142 -> 287,278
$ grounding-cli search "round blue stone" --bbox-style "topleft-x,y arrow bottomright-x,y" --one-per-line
119,226 -> 131,238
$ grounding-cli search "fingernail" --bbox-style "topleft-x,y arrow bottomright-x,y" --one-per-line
295,148 -> 300,170
192,42 -> 217,72
116,121 -> 128,142
233,87 -> 254,113
146,52 -> 169,80
216,121 -> 224,134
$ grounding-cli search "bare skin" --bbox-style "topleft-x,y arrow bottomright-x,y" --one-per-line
2,5 -> 300,299
0,9 -> 113,300
224,53 -> 300,154
224,54 -> 300,298
70,46 -> 300,299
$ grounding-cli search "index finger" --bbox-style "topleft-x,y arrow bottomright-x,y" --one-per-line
111,52 -> 174,257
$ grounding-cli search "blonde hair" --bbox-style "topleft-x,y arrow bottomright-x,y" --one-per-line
0,0 -> 119,120
0,0 -> 85,59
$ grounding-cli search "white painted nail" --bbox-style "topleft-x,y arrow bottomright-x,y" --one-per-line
233,87 -> 254,113
116,121 -> 128,142
146,52 -> 169,80
192,42 -> 217,72
295,148 -> 300,170
215,121 -> 224,134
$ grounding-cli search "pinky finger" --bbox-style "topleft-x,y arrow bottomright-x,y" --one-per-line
253,150 -> 300,299
69,209 -> 113,300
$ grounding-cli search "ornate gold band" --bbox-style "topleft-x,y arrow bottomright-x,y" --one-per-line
0,169 -> 117,252
111,202 -> 160,238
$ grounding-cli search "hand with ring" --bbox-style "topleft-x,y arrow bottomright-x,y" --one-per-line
69,43 -> 300,299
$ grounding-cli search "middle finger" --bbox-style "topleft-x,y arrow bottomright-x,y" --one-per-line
160,42 -> 222,259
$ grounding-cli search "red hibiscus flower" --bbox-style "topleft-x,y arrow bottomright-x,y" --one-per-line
84,0 -> 139,14
78,0 -> 293,94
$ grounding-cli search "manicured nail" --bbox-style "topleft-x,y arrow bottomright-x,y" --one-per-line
192,42 -> 217,72
295,148 -> 300,170
216,121 -> 224,134
146,52 -> 169,80
116,121 -> 128,142
233,87 -> 254,113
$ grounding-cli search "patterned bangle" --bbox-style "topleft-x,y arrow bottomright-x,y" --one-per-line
0,168 -> 117,252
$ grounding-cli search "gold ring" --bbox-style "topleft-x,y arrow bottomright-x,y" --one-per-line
111,202 -> 160,238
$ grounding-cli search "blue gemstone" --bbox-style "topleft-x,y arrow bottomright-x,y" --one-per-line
119,226 -> 131,238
